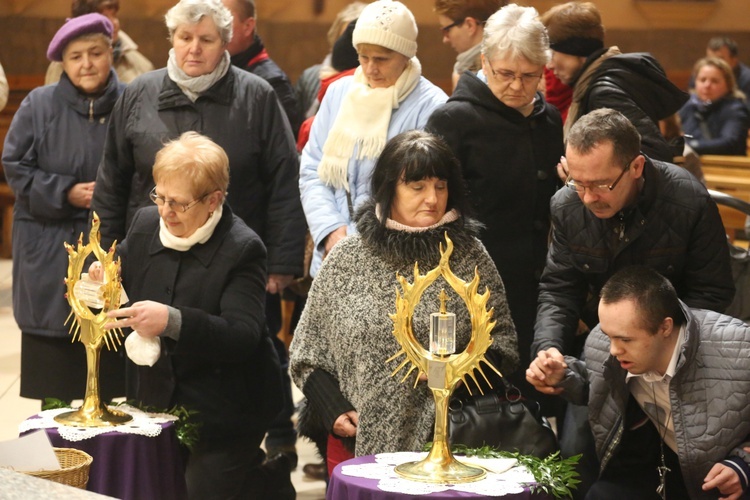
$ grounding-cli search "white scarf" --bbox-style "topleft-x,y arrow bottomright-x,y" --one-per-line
318,57 -> 422,191
159,204 -> 223,251
167,48 -> 231,102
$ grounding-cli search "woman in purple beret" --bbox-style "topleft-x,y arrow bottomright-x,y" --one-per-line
1,13 -> 126,404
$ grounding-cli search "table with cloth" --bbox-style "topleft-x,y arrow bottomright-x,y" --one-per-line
20,405 -> 187,500
328,452 -> 553,499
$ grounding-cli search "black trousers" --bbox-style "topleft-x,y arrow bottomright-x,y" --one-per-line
186,431 -> 276,500
587,402 -> 688,500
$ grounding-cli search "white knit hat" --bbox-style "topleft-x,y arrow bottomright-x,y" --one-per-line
352,0 -> 418,59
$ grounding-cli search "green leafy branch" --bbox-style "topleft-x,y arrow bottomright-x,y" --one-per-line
425,442 -> 581,499
117,400 -> 202,452
42,397 -> 201,452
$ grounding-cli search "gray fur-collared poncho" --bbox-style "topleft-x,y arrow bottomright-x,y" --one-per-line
290,202 -> 519,457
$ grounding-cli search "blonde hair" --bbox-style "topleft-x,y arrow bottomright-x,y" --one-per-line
693,56 -> 746,101
327,1 -> 367,48
153,132 -> 230,197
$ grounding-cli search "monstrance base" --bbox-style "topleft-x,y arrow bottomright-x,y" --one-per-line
54,405 -> 133,427
395,457 -> 486,484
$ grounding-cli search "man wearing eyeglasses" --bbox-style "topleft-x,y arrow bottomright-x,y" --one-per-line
530,108 -> 734,497
541,2 -> 687,162
434,0 -> 504,91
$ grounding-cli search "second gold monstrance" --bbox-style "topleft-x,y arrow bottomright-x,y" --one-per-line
54,213 -> 132,427
387,234 -> 502,484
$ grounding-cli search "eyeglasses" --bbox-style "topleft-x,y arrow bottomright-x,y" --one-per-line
487,64 -> 543,87
564,155 -> 640,195
439,18 -> 465,34
149,187 -> 210,213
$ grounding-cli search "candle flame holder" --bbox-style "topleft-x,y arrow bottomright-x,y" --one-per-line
386,234 -> 501,484
54,213 -> 132,427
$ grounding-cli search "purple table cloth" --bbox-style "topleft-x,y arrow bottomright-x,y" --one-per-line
327,455 -> 548,500
23,418 -> 187,500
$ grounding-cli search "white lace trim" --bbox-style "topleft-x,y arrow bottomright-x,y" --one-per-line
18,405 -> 177,442
341,451 -> 535,496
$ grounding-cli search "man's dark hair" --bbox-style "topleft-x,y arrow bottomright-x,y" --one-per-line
72,0 -> 119,17
600,266 -> 685,333
371,130 -> 472,227
232,0 -> 256,21
708,36 -> 738,57
541,1 -> 604,44
566,108 -> 641,168
434,0 -> 505,24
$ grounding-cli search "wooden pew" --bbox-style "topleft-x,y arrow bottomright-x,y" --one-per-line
701,155 -> 750,242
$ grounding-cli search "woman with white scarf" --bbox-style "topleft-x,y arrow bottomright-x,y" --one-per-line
91,132 -> 286,499
299,0 -> 448,278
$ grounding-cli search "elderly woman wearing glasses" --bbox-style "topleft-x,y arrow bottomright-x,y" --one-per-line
91,132 -> 285,498
426,3 -> 563,403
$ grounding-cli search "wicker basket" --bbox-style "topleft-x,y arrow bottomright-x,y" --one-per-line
23,447 -> 93,490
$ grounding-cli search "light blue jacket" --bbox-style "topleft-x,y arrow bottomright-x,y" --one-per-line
299,75 -> 447,276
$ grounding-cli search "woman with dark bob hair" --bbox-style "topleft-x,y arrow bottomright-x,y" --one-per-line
291,130 -> 519,474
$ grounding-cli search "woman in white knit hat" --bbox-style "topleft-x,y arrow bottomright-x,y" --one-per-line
299,0 -> 448,279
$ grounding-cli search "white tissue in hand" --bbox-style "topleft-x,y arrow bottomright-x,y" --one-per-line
125,331 -> 161,366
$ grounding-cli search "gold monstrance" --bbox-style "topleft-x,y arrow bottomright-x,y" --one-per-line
387,234 -> 501,484
54,213 -> 132,427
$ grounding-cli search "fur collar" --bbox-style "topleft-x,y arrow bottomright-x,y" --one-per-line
354,200 -> 482,269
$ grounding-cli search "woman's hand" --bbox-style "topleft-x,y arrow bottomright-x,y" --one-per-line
67,181 -> 96,209
106,301 -> 169,337
323,226 -> 347,259
333,410 -> 359,438
266,273 -> 294,294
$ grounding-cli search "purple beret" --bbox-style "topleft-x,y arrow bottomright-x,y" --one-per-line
47,13 -> 114,62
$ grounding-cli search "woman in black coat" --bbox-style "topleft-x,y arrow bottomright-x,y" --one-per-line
92,132 -> 285,499
426,4 -> 564,399
679,56 -> 749,156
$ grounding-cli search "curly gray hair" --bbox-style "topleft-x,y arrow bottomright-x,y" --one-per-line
481,4 -> 549,67
165,0 -> 233,45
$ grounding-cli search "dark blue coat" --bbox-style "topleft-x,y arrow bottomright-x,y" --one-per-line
679,95 -> 749,156
231,34 -> 303,136
2,70 -> 123,337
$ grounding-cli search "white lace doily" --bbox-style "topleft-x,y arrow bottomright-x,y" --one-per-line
18,405 -> 177,442
341,452 -> 534,496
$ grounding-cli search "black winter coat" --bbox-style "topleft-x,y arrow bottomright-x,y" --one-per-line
91,67 -> 305,276
576,51 -> 688,162
426,71 -> 563,368
231,35 -> 303,137
679,95 -> 749,156
532,158 -> 735,356
121,205 -> 282,443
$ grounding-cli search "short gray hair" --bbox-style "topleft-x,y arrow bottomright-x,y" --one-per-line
481,4 -> 549,66
165,0 -> 233,45
567,109 -> 641,167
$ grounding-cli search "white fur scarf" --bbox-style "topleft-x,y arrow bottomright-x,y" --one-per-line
318,58 -> 422,191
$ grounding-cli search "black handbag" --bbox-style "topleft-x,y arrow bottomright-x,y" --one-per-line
448,378 -> 559,458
